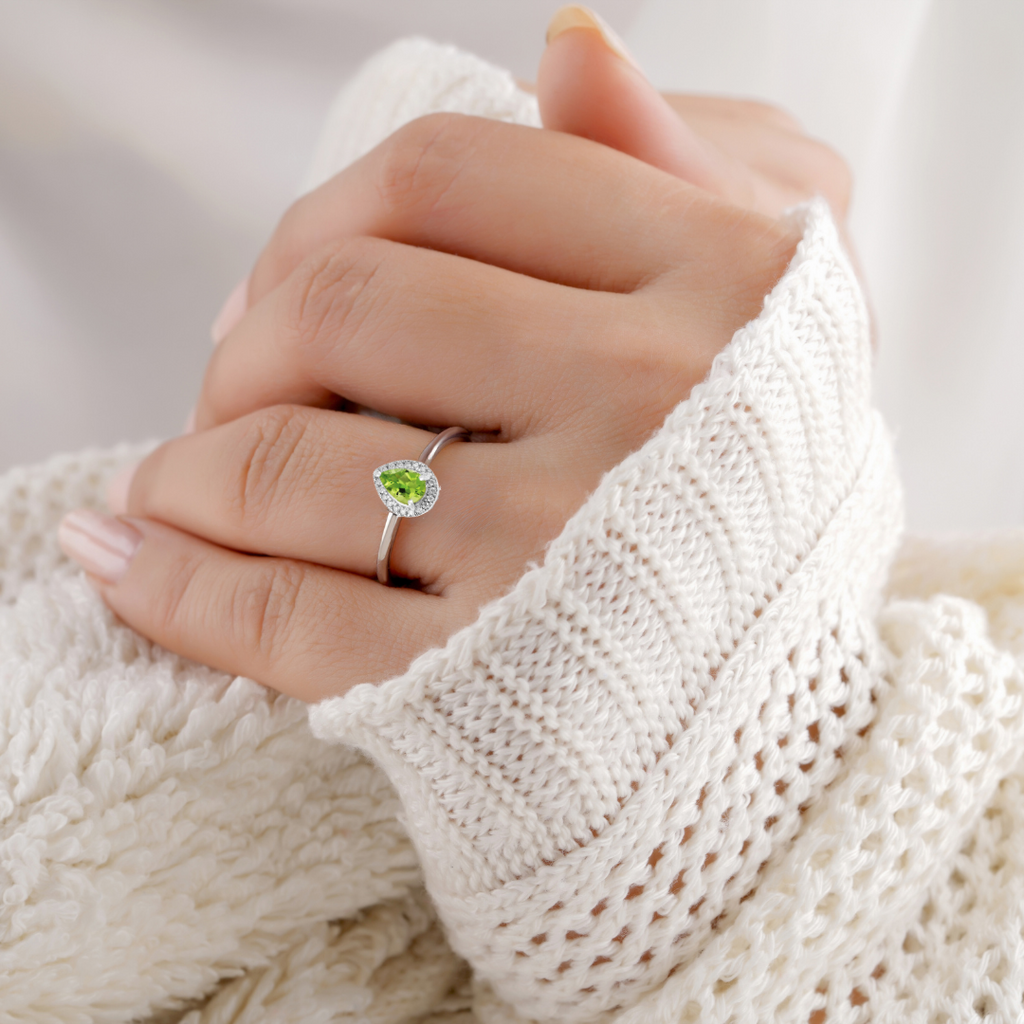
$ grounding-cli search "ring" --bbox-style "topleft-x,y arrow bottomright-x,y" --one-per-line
373,426 -> 470,585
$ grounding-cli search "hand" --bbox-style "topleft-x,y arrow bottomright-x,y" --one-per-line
537,6 -> 851,224
58,16 -> 849,702
209,10 -> 853,345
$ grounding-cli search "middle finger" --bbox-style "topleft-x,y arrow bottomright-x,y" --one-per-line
196,235 -> 644,436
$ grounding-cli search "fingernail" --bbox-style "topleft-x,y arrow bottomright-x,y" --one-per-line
59,510 -> 142,585
546,5 -> 640,70
106,462 -> 138,515
183,407 -> 196,434
210,276 -> 249,345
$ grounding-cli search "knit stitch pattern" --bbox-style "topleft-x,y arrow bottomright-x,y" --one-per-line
2,38 -> 1024,1024
310,187 -> 906,1021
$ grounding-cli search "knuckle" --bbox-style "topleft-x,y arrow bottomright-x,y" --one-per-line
753,100 -> 798,133
150,544 -> 208,646
233,560 -> 309,664
375,112 -> 478,217
743,99 -> 803,133
233,405 -> 313,530
728,215 -> 804,317
285,238 -> 386,367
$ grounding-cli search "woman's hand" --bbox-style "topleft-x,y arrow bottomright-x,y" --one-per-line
208,8 -> 853,348
58,10 -> 853,702
59,111 -> 799,701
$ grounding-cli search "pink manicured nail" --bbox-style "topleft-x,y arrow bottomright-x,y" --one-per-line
106,462 -> 138,515
183,407 -> 196,434
210,276 -> 249,345
59,510 -> 142,585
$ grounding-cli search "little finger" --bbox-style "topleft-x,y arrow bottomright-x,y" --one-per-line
57,511 -> 456,700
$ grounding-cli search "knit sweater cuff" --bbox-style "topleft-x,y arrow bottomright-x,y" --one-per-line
309,198 -> 904,1022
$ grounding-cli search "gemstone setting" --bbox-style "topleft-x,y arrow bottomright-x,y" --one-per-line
380,467 -> 426,505
373,460 -> 439,518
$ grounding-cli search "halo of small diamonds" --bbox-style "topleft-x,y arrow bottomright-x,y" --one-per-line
373,460 -> 439,518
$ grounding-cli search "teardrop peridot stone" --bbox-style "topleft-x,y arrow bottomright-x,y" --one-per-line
380,468 -> 426,505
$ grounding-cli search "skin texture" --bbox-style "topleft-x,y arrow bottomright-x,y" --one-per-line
62,26 -> 853,703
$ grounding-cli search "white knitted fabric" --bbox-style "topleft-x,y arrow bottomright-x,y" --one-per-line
2,38 -> 1024,1024
0,450 -> 466,1024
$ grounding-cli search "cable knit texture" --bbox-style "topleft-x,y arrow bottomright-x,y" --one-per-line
2,37 -> 1024,1024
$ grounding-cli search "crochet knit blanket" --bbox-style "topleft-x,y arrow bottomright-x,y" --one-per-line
2,40 -> 1024,1024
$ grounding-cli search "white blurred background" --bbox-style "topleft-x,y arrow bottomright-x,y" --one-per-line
1,0 -> 1022,531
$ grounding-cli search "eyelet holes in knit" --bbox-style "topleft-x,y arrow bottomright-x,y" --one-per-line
516,613 -> 882,1016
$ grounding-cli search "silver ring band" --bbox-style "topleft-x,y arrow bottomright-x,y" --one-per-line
374,426 -> 470,585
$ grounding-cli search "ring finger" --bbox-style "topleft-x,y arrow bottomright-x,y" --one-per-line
117,405 -> 573,591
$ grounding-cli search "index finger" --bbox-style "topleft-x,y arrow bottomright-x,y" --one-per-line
246,112 -> 749,308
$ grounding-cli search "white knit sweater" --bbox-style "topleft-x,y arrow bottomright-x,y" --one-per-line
2,40 -> 1024,1024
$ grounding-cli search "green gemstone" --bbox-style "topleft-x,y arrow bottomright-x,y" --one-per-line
380,467 -> 427,505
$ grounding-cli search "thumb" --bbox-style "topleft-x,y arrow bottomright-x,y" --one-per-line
538,6 -> 752,204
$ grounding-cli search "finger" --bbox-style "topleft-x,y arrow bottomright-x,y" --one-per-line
537,21 -> 764,213
196,235 -> 640,434
662,94 -> 804,134
662,96 -> 852,218
659,95 -> 861,312
246,111 -> 722,308
119,406 -> 573,591
211,276 -> 249,345
57,510 -> 455,701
